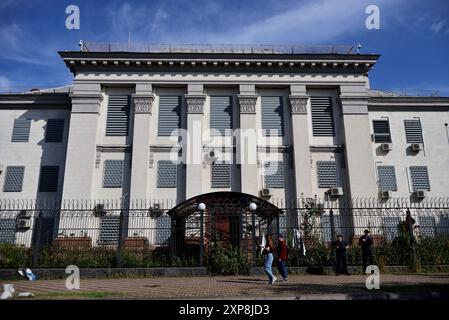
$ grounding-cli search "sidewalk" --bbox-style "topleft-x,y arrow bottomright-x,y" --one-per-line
3,273 -> 449,300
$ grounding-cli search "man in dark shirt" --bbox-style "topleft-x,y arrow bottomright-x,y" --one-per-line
359,229 -> 374,273
333,235 -> 350,275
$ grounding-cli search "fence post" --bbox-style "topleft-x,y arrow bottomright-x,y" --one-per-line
329,209 -> 336,241
406,209 -> 420,271
116,208 -> 126,268
199,210 -> 204,267
31,211 -> 42,268
252,210 -> 256,265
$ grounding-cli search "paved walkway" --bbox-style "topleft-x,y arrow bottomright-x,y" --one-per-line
3,274 -> 449,299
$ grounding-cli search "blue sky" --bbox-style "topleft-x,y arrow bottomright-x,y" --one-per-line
0,0 -> 448,95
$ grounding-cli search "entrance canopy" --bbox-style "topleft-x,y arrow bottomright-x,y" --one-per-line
167,191 -> 283,220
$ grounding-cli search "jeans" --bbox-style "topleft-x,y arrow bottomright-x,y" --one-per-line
264,253 -> 274,282
335,252 -> 349,275
277,259 -> 288,280
362,248 -> 374,272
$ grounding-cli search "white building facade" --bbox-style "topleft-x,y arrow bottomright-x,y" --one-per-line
1,44 -> 449,248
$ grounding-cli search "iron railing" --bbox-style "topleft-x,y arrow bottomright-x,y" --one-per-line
80,42 -> 355,55
1,197 -> 448,270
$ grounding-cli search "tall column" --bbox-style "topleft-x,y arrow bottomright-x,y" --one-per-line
289,85 -> 313,199
62,83 -> 103,199
130,83 -> 154,201
237,84 -> 259,196
339,85 -> 378,198
185,84 -> 206,199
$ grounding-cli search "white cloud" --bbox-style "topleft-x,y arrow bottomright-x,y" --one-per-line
430,19 -> 447,33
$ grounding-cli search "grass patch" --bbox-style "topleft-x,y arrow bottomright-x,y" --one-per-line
376,284 -> 449,293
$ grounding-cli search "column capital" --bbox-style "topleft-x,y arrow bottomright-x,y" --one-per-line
132,94 -> 155,114
289,95 -> 309,114
237,94 -> 258,114
69,93 -> 104,114
185,94 -> 206,114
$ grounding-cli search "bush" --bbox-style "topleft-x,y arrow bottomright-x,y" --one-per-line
208,241 -> 250,275
38,246 -> 116,268
0,244 -> 32,268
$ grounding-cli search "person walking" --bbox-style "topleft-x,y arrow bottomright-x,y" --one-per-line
259,235 -> 277,284
276,233 -> 289,282
333,235 -> 350,275
359,229 -> 374,273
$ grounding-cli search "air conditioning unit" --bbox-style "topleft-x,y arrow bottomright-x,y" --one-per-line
260,188 -> 272,199
415,190 -> 427,199
380,190 -> 392,199
18,210 -> 32,218
329,187 -> 344,196
381,143 -> 392,152
149,203 -> 163,218
17,218 -> 31,230
93,204 -> 106,217
411,143 -> 422,152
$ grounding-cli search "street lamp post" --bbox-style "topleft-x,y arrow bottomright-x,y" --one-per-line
249,202 -> 257,264
198,203 -> 206,267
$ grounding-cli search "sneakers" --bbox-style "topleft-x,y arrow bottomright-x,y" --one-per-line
270,276 -> 278,284
283,278 -> 288,282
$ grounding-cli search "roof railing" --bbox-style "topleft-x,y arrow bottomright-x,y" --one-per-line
80,42 -> 355,55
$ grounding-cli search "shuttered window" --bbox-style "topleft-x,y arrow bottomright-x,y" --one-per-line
210,96 -> 232,135
45,119 -> 65,142
211,163 -> 231,188
3,166 -> 25,192
11,118 -> 31,142
99,216 -> 120,245
103,160 -> 124,188
158,96 -> 181,136
419,216 -> 436,237
0,219 -> 16,244
106,95 -> 130,136
377,166 -> 397,191
311,97 -> 335,136
373,120 -> 391,143
404,120 -> 423,144
157,161 -> 177,188
264,161 -> 284,188
317,161 -> 338,188
38,166 -> 59,192
410,166 -> 430,191
261,96 -> 284,136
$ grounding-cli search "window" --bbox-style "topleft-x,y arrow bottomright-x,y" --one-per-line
210,96 -> 232,135
45,119 -> 65,142
157,161 -> 177,188
98,216 -> 120,245
158,96 -> 181,136
106,95 -> 130,136
404,119 -> 423,144
383,217 -> 401,242
261,96 -> 284,136
317,161 -> 338,188
3,166 -> 25,192
0,219 -> 16,244
409,166 -> 430,191
311,97 -> 335,136
211,163 -> 231,188
264,161 -> 284,188
11,118 -> 31,142
38,166 -> 59,192
419,216 -> 436,238
372,120 -> 391,143
103,160 -> 124,188
377,166 -> 397,191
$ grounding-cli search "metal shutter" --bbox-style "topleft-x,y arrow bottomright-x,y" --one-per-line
158,96 -> 181,136
211,163 -> 231,188
317,161 -> 338,188
410,166 -> 430,191
98,216 -> 120,245
45,119 -> 65,142
210,96 -> 232,135
103,160 -> 124,188
106,95 -> 130,136
311,97 -> 335,136
373,120 -> 391,143
155,213 -> 171,245
404,120 -> 423,144
377,166 -> 397,191
264,161 -> 284,188
157,161 -> 177,188
261,96 -> 284,136
3,166 -> 25,192
419,216 -> 436,238
38,166 -> 59,192
0,219 -> 16,244
11,118 -> 31,142
382,217 -> 401,242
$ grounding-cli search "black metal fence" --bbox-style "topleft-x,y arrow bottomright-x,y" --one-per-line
1,198 -> 449,270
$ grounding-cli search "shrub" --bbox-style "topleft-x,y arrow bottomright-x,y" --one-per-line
208,241 -> 250,275
0,244 -> 32,268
